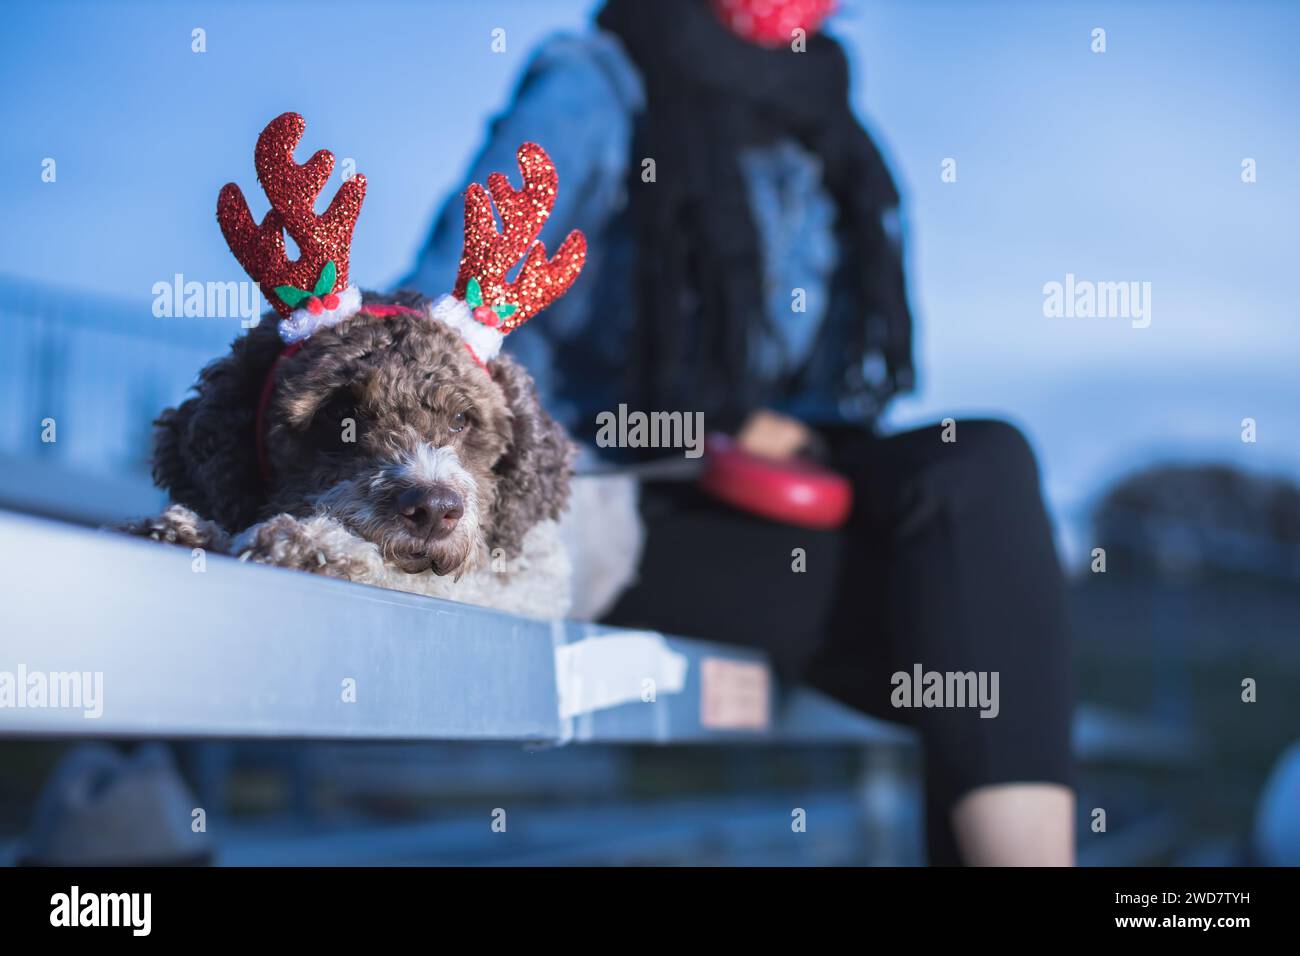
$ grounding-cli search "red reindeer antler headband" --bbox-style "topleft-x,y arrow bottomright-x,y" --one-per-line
218,113 -> 585,361
429,141 -> 587,363
217,112 -> 366,343
219,114 -> 585,480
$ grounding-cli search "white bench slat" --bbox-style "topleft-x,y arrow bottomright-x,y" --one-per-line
0,510 -> 911,746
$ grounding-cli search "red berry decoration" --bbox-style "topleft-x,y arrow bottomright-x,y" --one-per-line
321,292 -> 340,310
306,296 -> 324,315
473,305 -> 499,327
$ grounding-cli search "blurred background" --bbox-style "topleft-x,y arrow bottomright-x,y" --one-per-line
1,0 -> 1297,865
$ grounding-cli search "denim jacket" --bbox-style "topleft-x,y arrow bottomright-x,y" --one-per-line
401,31 -> 901,446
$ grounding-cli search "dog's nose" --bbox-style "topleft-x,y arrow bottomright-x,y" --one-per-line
397,485 -> 464,539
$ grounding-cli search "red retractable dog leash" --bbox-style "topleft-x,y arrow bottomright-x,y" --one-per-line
580,432 -> 854,530
697,433 -> 853,530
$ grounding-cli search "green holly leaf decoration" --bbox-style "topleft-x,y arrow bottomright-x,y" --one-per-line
275,285 -> 310,308
493,303 -> 517,320
313,260 -> 337,297
466,277 -> 483,308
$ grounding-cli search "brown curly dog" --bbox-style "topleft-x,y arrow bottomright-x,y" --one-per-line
121,290 -> 575,618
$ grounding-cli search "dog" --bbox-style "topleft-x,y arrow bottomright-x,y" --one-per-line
120,115 -> 585,619
123,291 -> 574,617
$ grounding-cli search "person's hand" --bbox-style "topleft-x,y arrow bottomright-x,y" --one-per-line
736,409 -> 812,461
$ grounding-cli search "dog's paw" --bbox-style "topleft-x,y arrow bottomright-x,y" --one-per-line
115,504 -> 231,552
232,514 -> 371,581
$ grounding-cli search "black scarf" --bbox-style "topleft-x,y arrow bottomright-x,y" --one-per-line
598,0 -> 913,431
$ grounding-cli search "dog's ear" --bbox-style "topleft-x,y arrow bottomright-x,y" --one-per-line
152,321 -> 285,533
487,352 -> 573,556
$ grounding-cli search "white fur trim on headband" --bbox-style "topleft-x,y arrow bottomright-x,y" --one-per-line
427,293 -> 506,363
278,285 -> 363,344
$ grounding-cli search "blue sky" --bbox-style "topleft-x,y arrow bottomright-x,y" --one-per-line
2,0 -> 1297,554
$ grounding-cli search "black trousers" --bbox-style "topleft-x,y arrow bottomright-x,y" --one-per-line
603,419 -> 1074,865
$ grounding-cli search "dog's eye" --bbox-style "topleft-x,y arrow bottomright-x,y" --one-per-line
310,390 -> 361,446
449,410 -> 469,434
325,392 -> 358,423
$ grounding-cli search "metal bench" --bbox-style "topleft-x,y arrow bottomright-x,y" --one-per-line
0,508 -> 913,748
0,508 -> 1207,866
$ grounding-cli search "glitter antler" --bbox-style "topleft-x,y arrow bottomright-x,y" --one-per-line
217,112 -> 366,319
453,142 -> 586,332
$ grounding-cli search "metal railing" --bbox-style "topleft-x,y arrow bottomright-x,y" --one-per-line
0,273 -> 238,503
